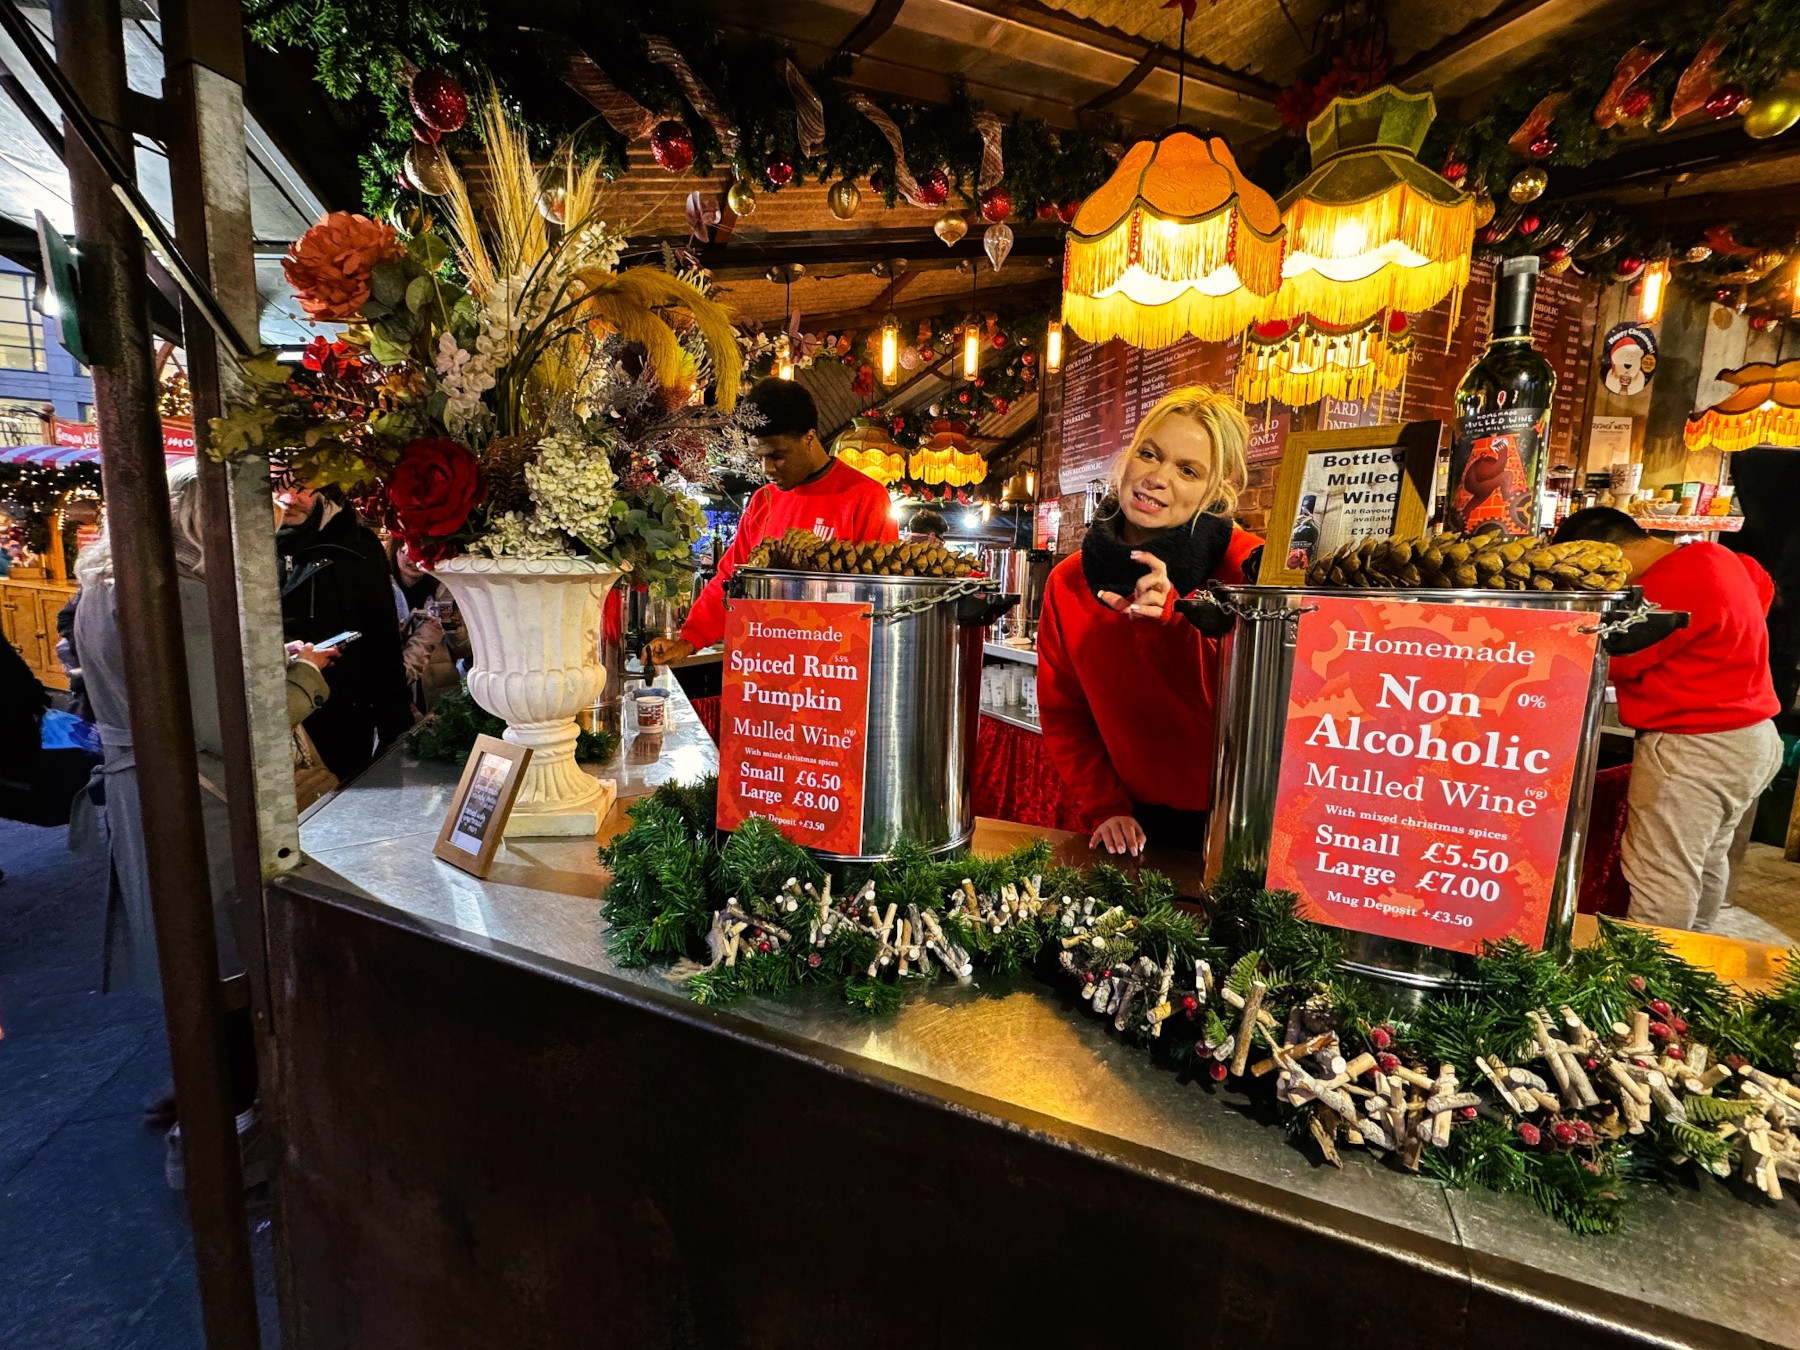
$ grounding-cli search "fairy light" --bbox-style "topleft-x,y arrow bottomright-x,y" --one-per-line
1044,318 -> 1063,372
961,322 -> 980,381
1639,261 -> 1667,323
879,314 -> 899,384
776,334 -> 795,381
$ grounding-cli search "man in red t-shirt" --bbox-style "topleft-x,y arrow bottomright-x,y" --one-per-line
1554,508 -> 1783,930
648,379 -> 898,664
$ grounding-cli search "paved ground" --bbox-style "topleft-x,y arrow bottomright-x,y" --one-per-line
0,817 -> 277,1349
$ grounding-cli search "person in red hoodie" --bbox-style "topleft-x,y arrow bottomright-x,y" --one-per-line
1037,387 -> 1263,857
648,378 -> 898,664
1553,508 -> 1782,930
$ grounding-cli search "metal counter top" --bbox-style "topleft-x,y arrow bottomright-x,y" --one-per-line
289,684 -> 1800,1349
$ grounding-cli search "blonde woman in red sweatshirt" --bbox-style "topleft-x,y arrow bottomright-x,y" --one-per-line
1037,387 -> 1262,857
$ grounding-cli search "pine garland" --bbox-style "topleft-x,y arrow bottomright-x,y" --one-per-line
599,780 -> 1800,1233
408,683 -> 617,766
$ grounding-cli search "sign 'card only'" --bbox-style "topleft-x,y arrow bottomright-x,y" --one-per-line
1265,596 -> 1599,954
716,598 -> 874,856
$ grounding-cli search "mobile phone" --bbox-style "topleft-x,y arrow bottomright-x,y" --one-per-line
314,630 -> 361,650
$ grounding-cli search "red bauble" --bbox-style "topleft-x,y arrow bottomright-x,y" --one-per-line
1545,243 -> 1571,262
991,331 -> 1007,348
1528,134 -> 1557,158
1517,1122 -> 1541,1146
1715,286 -> 1736,305
409,69 -> 468,135
1056,198 -> 1082,224
957,389 -> 971,405
1476,225 -> 1498,245
1441,156 -> 1468,184
917,168 -> 950,206
869,169 -> 886,195
1021,351 -> 1036,366
650,121 -> 696,174
1036,202 -> 1059,221
412,119 -> 440,145
979,185 -> 1013,224
1518,213 -> 1541,235
764,153 -> 795,188
1706,85 -> 1748,119
1615,254 -> 1645,278
1619,88 -> 1653,120
1207,1061 -> 1229,1082
993,397 -> 1010,416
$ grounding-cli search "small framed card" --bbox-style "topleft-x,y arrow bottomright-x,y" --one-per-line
434,735 -> 532,878
1263,421 -> 1442,587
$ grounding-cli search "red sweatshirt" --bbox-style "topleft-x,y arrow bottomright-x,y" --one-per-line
1036,528 -> 1262,830
1608,541 -> 1779,734
682,457 -> 898,649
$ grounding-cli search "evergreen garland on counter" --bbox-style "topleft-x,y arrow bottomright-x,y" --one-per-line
408,684 -> 617,765
602,780 -> 1800,1233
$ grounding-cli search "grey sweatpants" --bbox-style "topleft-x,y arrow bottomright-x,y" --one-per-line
1620,721 -> 1784,931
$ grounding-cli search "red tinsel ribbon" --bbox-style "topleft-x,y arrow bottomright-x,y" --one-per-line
782,59 -> 826,159
973,111 -> 1005,190
644,35 -> 739,157
1662,13 -> 1742,128
559,48 -> 657,140
1507,92 -> 1567,155
1594,45 -> 1664,130
844,91 -> 932,207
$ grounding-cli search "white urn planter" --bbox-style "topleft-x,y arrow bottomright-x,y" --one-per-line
433,555 -> 623,837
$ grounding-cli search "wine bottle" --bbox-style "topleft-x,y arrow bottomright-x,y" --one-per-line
1445,256 -> 1557,538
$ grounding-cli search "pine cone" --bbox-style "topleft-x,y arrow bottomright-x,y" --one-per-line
481,436 -> 542,517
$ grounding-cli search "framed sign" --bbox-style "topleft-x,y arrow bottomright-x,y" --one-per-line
434,735 -> 532,878
1264,596 -> 1599,955
716,597 -> 875,856
1263,421 -> 1441,587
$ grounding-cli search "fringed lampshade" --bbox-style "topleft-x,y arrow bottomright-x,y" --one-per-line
1685,360 -> 1800,452
908,422 -> 988,487
1062,130 -> 1286,349
1270,87 -> 1473,326
1235,311 -> 1415,410
833,417 -> 907,486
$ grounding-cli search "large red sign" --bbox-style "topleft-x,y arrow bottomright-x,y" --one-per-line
716,597 -> 874,856
1265,596 -> 1599,954
52,416 -> 194,461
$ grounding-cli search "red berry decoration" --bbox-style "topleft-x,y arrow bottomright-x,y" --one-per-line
1552,1120 -> 1577,1145
1706,84 -> 1748,119
765,153 -> 795,188
1615,254 -> 1645,278
1460,1106 -> 1480,1120
410,69 -> 468,134
1584,1057 -> 1600,1072
1545,243 -> 1571,262
1649,1021 -> 1673,1042
1181,994 -> 1199,1012
1101,969 -> 1112,979
756,940 -> 772,953
1517,1121 -> 1541,1146
1441,156 -> 1468,184
1726,1053 -> 1749,1070
1619,88 -> 1653,120
1518,213 -> 1540,235
650,121 -> 696,174
1083,971 -> 1097,984
978,185 -> 1013,224
1376,1052 -> 1400,1073
993,397 -> 1010,416
1208,1061 -> 1229,1082
807,952 -> 821,968
1649,998 -> 1671,1016
1667,1045 -> 1685,1061
1629,974 -> 1647,993
1036,202 -> 1059,221
1056,198 -> 1082,224
1528,134 -> 1557,158
1369,1025 -> 1393,1049
1671,1016 -> 1688,1034
917,168 -> 950,206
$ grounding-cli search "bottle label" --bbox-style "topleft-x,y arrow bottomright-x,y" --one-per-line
1447,403 -> 1549,536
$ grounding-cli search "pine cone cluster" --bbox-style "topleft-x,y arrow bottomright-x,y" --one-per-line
479,435 -> 542,517
745,528 -> 977,578
1306,526 -> 1629,592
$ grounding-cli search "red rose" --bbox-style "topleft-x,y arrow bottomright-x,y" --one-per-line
387,437 -> 483,559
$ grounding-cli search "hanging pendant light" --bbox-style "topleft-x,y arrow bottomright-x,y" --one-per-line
1060,3 -> 1285,348
1235,311 -> 1415,410
1686,359 -> 1800,452
873,260 -> 903,385
961,260 -> 982,380
1270,86 -> 1473,326
1044,317 -> 1063,372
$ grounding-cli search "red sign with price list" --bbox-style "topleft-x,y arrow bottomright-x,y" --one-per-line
715,597 -> 874,856
1264,596 -> 1599,954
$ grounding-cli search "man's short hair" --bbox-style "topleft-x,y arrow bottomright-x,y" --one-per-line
910,509 -> 948,538
742,377 -> 819,440
1552,506 -> 1647,545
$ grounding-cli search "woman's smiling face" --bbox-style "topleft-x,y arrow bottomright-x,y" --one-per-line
1117,413 -> 1214,534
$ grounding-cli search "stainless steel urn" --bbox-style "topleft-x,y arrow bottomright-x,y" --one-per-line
733,568 -> 1002,861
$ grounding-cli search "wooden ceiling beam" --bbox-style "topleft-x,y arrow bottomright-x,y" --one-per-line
782,276 -> 1059,334
1392,0 -> 1635,101
838,0 -> 910,55
627,226 -> 1065,279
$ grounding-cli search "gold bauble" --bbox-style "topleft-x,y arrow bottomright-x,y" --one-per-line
1743,73 -> 1800,139
1508,167 -> 1548,204
403,141 -> 454,196
1471,187 -> 1495,228
933,209 -> 969,246
726,178 -> 758,217
1757,248 -> 1789,272
827,179 -> 861,221
1544,254 -> 1574,276
1685,244 -> 1714,263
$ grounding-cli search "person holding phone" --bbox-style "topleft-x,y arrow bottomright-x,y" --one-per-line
1036,387 -> 1263,858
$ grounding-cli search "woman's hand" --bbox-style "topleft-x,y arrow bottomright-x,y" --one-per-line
1095,551 -> 1173,619
1089,814 -> 1147,857
289,642 -> 338,671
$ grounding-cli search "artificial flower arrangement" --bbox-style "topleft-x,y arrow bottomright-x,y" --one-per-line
211,94 -> 747,597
